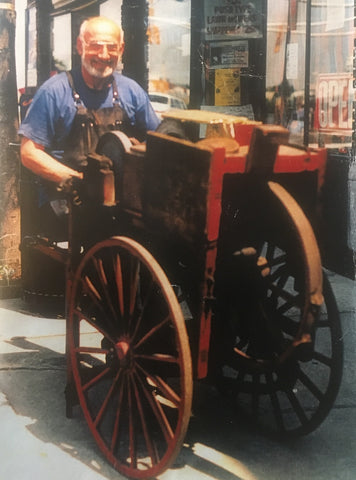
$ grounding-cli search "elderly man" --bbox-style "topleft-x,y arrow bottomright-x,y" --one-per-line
19,16 -> 159,233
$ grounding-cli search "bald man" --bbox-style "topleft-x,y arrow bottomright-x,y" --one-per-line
19,16 -> 159,231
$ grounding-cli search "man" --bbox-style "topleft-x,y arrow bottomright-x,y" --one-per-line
19,16 -> 159,234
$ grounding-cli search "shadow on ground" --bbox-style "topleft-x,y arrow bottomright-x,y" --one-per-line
1,333 -> 355,480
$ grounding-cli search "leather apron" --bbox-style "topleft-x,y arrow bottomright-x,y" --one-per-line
42,71 -> 133,210
62,71 -> 133,171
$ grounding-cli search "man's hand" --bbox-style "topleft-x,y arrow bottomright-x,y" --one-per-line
56,174 -> 82,206
128,137 -> 141,146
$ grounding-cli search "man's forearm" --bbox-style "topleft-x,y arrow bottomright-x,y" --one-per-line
20,137 -> 83,183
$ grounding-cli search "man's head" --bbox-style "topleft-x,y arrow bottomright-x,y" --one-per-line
77,17 -> 124,87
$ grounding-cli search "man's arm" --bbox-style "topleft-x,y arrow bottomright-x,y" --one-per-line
20,137 -> 83,184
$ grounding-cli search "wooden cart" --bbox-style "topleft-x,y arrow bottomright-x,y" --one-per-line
21,112 -> 343,479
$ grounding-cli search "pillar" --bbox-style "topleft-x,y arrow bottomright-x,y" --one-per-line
121,0 -> 149,91
0,0 -> 20,297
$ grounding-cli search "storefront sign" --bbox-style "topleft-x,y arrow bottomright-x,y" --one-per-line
215,68 -> 241,106
208,40 -> 248,69
315,73 -> 353,133
204,0 -> 263,40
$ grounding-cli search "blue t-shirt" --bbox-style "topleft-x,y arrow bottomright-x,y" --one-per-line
18,68 -> 160,150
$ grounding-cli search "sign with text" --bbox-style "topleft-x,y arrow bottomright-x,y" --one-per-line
204,0 -> 263,41
315,73 -> 353,133
208,40 -> 248,69
215,68 -> 241,105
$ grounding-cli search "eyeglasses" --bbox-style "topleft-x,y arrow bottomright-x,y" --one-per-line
83,41 -> 119,54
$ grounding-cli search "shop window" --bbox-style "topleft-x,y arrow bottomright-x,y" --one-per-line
147,0 -> 191,111
310,0 -> 354,149
52,14 -> 72,72
189,0 -> 266,120
266,0 -> 354,148
266,1 -> 307,141
26,6 -> 37,87
100,0 -> 122,27
100,0 -> 123,70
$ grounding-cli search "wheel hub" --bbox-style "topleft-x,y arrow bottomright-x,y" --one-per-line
115,340 -> 132,368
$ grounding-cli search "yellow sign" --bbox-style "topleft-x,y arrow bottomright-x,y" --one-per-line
215,68 -> 241,106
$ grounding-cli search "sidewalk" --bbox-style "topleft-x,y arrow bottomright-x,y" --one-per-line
0,272 -> 355,480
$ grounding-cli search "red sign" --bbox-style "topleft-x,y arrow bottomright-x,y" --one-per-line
314,73 -> 353,133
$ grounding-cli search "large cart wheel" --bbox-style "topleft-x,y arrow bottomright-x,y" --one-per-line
216,181 -> 343,436
68,236 -> 193,478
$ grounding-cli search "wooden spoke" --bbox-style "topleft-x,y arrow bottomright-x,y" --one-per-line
297,369 -> 324,402
73,308 -> 114,342
91,255 -> 119,324
136,363 -> 181,408
285,389 -> 309,426
312,351 -> 332,368
266,373 -> 285,432
276,272 -> 291,289
82,366 -> 111,392
268,282 -> 302,307
110,372 -> 127,453
94,370 -> 122,426
114,252 -> 125,318
276,300 -> 299,315
129,372 -> 158,465
135,353 -> 179,364
133,315 -> 170,350
130,280 -> 155,343
278,316 -> 299,337
133,370 -> 174,443
268,264 -> 288,283
266,242 -> 276,263
75,346 -> 108,355
268,253 -> 287,267
83,275 -> 102,304
128,256 -> 140,318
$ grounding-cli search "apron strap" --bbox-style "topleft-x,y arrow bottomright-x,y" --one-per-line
112,76 -> 120,104
66,71 -> 82,106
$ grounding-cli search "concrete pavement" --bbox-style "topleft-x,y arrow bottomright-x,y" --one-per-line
0,271 -> 355,480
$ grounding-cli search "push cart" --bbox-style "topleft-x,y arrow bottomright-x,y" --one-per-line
21,111 -> 343,479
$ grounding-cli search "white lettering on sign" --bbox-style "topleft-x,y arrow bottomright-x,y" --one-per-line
204,0 -> 263,40
316,74 -> 353,132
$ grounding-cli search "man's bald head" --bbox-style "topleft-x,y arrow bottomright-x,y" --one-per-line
79,16 -> 123,46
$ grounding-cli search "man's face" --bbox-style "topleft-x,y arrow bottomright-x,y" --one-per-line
78,22 -> 123,80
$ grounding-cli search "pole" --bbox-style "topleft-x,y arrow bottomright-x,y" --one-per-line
303,0 -> 311,146
0,0 -> 20,297
121,0 -> 149,91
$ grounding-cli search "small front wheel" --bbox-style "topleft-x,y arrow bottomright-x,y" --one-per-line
68,236 -> 193,478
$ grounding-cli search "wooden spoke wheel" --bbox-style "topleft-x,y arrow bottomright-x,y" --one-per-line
215,181 -> 343,436
68,237 -> 193,478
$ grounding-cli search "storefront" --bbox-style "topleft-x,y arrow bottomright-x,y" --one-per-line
265,1 -> 355,276
22,0 -> 355,276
